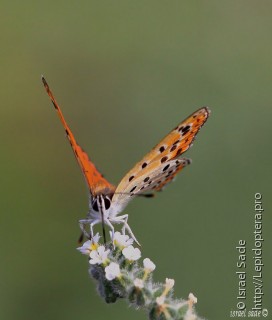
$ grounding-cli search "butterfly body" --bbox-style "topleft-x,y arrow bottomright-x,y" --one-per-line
42,76 -> 210,244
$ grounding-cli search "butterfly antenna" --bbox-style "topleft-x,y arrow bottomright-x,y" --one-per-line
105,191 -> 155,198
78,231 -> 85,244
139,193 -> 155,198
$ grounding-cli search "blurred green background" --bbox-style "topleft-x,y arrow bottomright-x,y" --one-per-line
1,1 -> 271,319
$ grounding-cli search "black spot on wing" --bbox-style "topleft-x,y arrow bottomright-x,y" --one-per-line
159,146 -> 165,153
175,148 -> 182,156
180,125 -> 191,135
142,162 -> 147,169
170,145 -> 177,152
130,186 -> 137,193
161,156 -> 168,163
180,125 -> 190,132
129,175 -> 134,182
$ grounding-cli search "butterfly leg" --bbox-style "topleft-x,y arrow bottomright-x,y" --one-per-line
104,219 -> 115,242
79,218 -> 99,239
112,215 -> 141,246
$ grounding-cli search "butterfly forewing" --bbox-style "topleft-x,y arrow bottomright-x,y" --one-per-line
42,77 -> 115,197
153,107 -> 210,162
113,107 -> 210,207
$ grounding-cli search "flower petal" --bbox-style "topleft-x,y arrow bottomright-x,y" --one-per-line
105,262 -> 121,281
143,258 -> 156,272
122,245 -> 141,261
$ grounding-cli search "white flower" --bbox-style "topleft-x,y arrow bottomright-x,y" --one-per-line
165,278 -> 175,290
110,231 -> 133,249
184,309 -> 197,320
143,258 -> 156,272
161,278 -> 175,296
188,293 -> 197,304
105,262 -> 121,281
77,240 -> 93,255
89,246 -> 110,265
134,278 -> 144,289
122,245 -> 141,261
77,233 -> 100,255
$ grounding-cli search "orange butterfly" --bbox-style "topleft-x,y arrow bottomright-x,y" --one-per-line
42,77 -> 210,244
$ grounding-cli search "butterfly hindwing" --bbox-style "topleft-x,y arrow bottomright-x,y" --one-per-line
150,158 -> 192,192
111,158 -> 191,212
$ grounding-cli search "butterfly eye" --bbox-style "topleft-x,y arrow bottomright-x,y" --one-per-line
104,197 -> 111,210
92,199 -> 99,212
